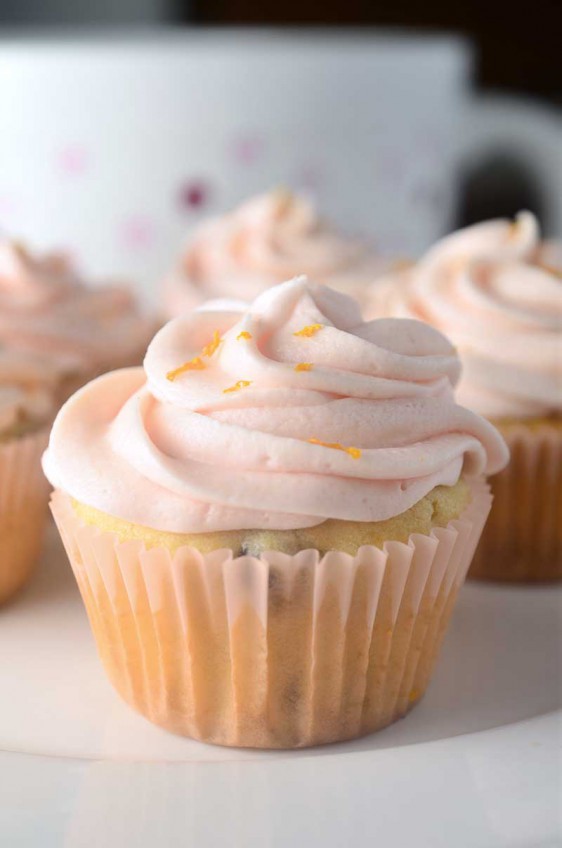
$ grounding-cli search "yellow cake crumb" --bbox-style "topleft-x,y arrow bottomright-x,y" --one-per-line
295,363 -> 313,372
0,413 -> 48,443
492,414 -> 562,434
72,479 -> 470,558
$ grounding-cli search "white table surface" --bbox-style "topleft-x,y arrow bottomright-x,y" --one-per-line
1,525 -> 561,847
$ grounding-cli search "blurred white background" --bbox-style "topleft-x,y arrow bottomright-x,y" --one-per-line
1,0 -> 172,23
0,1 -> 560,301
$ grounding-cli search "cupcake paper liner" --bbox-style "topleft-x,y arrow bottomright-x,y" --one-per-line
469,423 -> 562,582
0,428 -> 50,604
51,479 -> 491,749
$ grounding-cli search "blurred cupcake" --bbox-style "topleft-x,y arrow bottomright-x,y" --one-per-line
366,212 -> 562,581
163,189 -> 389,318
0,239 -> 155,402
0,351 -> 55,604
45,278 -> 506,747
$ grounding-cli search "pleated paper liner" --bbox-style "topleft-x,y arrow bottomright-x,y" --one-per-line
51,479 -> 491,749
0,428 -> 50,604
469,422 -> 562,582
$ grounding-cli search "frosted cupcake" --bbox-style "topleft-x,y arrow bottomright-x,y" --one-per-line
45,278 -> 507,747
0,352 -> 55,603
366,212 -> 562,581
0,239 -> 154,402
163,189 -> 389,318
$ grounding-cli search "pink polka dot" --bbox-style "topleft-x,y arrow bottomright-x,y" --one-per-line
120,216 -> 155,251
57,145 -> 89,176
230,134 -> 265,166
178,180 -> 211,212
297,164 -> 323,193
0,194 -> 18,216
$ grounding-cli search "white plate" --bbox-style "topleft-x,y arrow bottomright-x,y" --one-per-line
1,526 -> 561,847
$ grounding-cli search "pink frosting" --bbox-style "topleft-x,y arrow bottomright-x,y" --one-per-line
44,278 -> 507,533
0,350 -> 56,431
0,240 -> 153,375
366,212 -> 562,419
163,190 -> 388,317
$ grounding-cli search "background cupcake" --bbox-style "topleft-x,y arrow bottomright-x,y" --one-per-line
0,351 -> 55,604
366,211 -> 562,581
0,239 -> 155,403
162,189 -> 391,318
45,278 -> 506,747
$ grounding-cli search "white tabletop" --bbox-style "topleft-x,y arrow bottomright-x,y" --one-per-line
1,525 -> 561,846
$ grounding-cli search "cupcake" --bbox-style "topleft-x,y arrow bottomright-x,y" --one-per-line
45,278 -> 507,747
0,239 -> 155,403
0,351 -> 56,603
163,189 -> 390,318
366,211 -> 562,581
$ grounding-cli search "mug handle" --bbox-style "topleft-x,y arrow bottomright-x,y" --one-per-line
458,93 -> 562,235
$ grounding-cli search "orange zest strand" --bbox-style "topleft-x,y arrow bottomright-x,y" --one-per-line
223,380 -> 252,394
293,323 -> 323,338
237,331 -> 253,341
308,437 -> 361,459
294,362 -> 313,372
166,329 -> 222,380
202,330 -> 222,358
166,356 -> 206,381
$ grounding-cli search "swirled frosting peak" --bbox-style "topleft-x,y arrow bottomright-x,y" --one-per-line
163,190 -> 387,316
44,277 -> 507,533
367,212 -> 562,419
0,238 -> 153,376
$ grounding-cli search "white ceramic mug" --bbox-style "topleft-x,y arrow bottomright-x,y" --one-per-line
1,31 -> 559,305
0,30 -> 474,301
